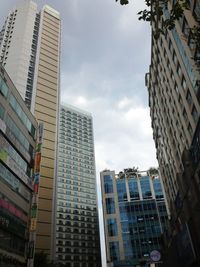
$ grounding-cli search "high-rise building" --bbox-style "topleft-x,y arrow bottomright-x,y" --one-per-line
0,66 -> 37,266
146,1 -> 200,266
100,168 -> 169,267
0,1 -> 61,258
55,104 -> 101,267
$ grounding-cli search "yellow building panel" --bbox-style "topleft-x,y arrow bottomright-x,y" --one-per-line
41,156 -> 54,168
39,187 -> 53,199
42,30 -> 58,41
35,104 -> 57,116
43,21 -> 59,34
43,123 -> 56,133
42,25 -> 59,38
43,14 -> 59,23
37,198 -> 52,211
43,19 -> 59,30
43,130 -> 57,141
36,90 -> 57,104
41,148 -> 55,159
42,137 -> 56,148
42,32 -> 58,43
35,235 -> 51,251
36,95 -> 56,108
41,35 -> 58,48
40,47 -> 58,59
34,111 -> 56,125
37,81 -> 58,95
39,71 -> 58,84
39,59 -> 58,72
39,54 -> 58,67
36,222 -> 51,236
40,50 -> 58,63
40,176 -> 54,188
43,14 -> 60,24
39,65 -> 58,77
37,210 -> 52,223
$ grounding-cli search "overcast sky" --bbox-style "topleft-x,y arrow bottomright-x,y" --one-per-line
0,0 -> 157,265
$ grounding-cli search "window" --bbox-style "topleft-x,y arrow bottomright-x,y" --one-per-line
107,218 -> 118,236
109,242 -> 120,261
188,123 -> 193,137
106,198 -> 115,214
153,178 -> 164,199
104,175 -> 113,194
181,77 -> 187,91
0,76 -> 8,98
172,51 -> 177,66
182,17 -> 190,38
186,90 -> 192,106
177,63 -> 182,77
128,179 -> 139,200
140,177 -> 152,199
0,104 -> 5,118
117,179 -> 127,202
183,108 -> 188,123
192,105 -> 198,123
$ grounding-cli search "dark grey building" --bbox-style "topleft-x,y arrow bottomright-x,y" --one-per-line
146,1 -> 200,266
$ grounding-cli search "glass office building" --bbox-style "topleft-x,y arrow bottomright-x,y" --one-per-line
0,66 -> 37,266
54,104 -> 101,267
101,168 -> 169,267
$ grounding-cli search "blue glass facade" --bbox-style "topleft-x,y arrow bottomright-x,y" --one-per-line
153,178 -> 164,200
101,170 -> 169,267
106,198 -> 115,214
128,179 -> 139,200
140,176 -> 152,199
119,200 -> 163,266
117,179 -> 127,202
107,218 -> 118,236
104,175 -> 113,194
109,241 -> 120,262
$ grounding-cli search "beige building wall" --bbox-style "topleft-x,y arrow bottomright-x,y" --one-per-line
34,6 -> 60,256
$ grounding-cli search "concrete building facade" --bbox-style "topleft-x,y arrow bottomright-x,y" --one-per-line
101,168 -> 169,267
146,1 -> 200,266
54,104 -> 101,267
0,66 -> 37,266
0,1 -> 61,258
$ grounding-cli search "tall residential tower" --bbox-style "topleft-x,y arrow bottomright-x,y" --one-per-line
0,1 -> 61,258
146,1 -> 200,266
55,104 -> 101,267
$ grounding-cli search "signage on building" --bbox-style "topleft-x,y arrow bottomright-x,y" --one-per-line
0,152 -> 31,187
30,218 -> 37,231
6,127 -> 31,162
0,209 -> 25,237
0,162 -> 31,201
31,204 -> 37,218
38,123 -> 44,144
27,241 -> 35,259
29,122 -> 44,247
0,133 -> 27,172
0,198 -> 28,222
150,250 -> 161,262
0,215 -> 9,228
